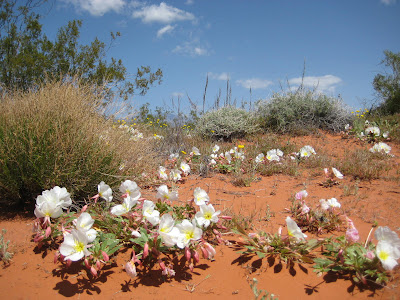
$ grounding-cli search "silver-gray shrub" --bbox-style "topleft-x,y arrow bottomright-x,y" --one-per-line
195,106 -> 259,141
256,90 -> 352,134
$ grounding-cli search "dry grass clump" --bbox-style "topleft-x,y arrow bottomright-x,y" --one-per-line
0,80 -> 161,208
339,149 -> 392,180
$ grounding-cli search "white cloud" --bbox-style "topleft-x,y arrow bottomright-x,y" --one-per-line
64,0 -> 125,16
380,0 -> 396,5
185,0 -> 194,5
288,75 -> 342,93
157,24 -> 176,38
173,40 -> 209,57
132,2 -> 195,24
208,72 -> 230,81
236,78 -> 273,89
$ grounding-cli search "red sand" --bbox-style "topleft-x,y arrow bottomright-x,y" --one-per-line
1,133 -> 399,299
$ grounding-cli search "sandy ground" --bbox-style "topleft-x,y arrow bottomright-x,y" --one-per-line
1,133 -> 400,300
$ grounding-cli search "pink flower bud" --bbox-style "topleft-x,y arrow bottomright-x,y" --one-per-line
204,242 -> 216,260
219,215 -> 232,220
102,251 -> 109,262
45,226 -> 52,238
66,260 -> 72,268
90,266 -> 98,277
192,250 -> 200,264
81,205 -> 88,212
213,229 -> 220,236
365,251 -> 375,260
125,260 -> 137,278
84,258 -> 90,269
96,260 -> 101,270
200,246 -> 209,259
185,247 -> 191,261
189,262 -> 194,272
143,242 -> 149,259
34,234 -> 44,243
278,226 -> 282,236
159,260 -> 166,271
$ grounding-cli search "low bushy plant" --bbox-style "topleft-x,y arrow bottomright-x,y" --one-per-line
194,106 -> 259,141
256,90 -> 352,134
0,80 -> 161,208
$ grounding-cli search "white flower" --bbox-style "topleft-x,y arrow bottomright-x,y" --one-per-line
326,198 -> 341,209
156,185 -> 178,202
73,213 -> 98,243
175,219 -> 203,249
191,146 -> 201,156
158,214 -> 180,247
210,159 -> 216,165
383,131 -> 389,139
332,168 -> 344,179
365,126 -> 380,137
375,226 -> 400,251
345,124 -> 350,131
266,149 -> 280,162
370,142 -> 391,154
295,190 -> 308,201
119,180 -> 141,199
153,134 -> 164,140
111,195 -> 138,216
255,153 -> 265,164
286,217 -> 307,241
376,241 -> 400,270
299,145 -> 316,158
169,153 -> 179,160
158,166 -> 168,180
98,181 -> 113,202
36,186 -> 72,210
142,200 -> 160,226
210,153 -> 218,159
193,187 -> 209,206
131,230 -> 142,238
195,204 -> 221,228
224,152 -> 232,164
59,229 -> 91,261
212,144 -> 220,153
180,161 -> 191,176
169,169 -> 182,182
234,151 -> 245,161
34,200 -> 63,220
320,198 -> 341,210
74,212 -> 94,232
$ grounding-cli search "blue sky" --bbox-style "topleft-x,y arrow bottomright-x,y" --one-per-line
37,0 -> 400,113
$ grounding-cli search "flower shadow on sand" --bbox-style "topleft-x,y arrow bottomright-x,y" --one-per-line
52,265 -> 115,297
304,271 -> 384,297
119,255 -> 211,293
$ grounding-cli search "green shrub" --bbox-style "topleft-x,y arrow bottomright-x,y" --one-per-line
194,106 -> 259,141
0,80 -> 160,208
256,90 -> 352,134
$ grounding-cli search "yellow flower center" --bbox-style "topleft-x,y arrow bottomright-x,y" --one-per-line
185,230 -> 194,240
379,250 -> 389,261
74,241 -> 85,253
204,212 -> 212,220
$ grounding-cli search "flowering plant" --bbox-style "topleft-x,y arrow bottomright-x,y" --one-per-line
313,222 -> 399,285
288,190 -> 343,234
233,217 -> 322,264
32,181 -> 230,280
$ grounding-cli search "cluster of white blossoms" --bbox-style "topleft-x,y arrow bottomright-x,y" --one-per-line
255,149 -> 284,164
158,161 -> 191,182
319,198 -> 341,210
299,145 -> 317,158
209,144 -> 245,166
34,186 -> 72,223
369,142 -> 392,154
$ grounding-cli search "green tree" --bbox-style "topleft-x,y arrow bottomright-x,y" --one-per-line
373,50 -> 400,114
0,0 -> 162,99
